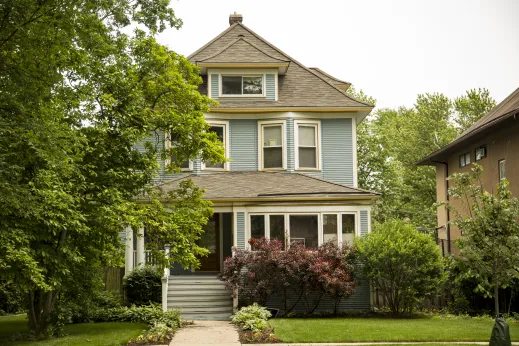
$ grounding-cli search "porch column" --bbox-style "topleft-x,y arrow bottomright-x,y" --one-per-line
232,247 -> 238,312
164,244 -> 171,277
136,227 -> 145,268
124,226 -> 134,276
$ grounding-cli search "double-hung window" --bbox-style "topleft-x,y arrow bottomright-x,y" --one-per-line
459,152 -> 471,168
203,121 -> 229,170
295,120 -> 320,169
499,159 -> 506,181
166,132 -> 192,171
221,75 -> 263,96
259,120 -> 286,170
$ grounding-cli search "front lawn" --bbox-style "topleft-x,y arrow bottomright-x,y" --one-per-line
0,314 -> 148,346
269,317 -> 519,343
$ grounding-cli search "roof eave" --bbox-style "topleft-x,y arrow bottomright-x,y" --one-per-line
197,62 -> 290,75
417,109 -> 519,166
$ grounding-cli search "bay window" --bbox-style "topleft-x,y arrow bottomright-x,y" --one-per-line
259,120 -> 286,170
249,212 -> 359,249
295,120 -> 320,169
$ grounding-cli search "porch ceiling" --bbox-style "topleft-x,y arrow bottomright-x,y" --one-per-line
155,172 -> 379,201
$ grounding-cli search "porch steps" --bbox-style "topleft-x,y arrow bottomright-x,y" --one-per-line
167,275 -> 233,321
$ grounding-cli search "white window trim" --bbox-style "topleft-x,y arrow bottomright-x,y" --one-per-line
294,120 -> 321,171
164,132 -> 193,171
219,73 -> 266,98
258,120 -> 287,171
247,211 -> 359,249
202,120 -> 230,171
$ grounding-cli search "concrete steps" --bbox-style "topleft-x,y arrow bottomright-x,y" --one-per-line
167,275 -> 233,321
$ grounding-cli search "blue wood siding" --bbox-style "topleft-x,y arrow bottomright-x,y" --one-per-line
230,120 -> 257,171
210,74 -> 219,99
286,118 -> 294,172
360,210 -> 369,236
265,74 -> 275,100
322,118 -> 354,186
236,212 -> 246,249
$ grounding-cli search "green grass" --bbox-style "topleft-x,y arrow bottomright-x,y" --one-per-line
0,314 -> 148,346
269,317 -> 519,343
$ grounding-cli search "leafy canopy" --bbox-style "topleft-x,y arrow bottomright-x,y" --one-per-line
356,219 -> 445,315
352,88 -> 495,229
448,164 -> 519,315
0,0 -> 223,336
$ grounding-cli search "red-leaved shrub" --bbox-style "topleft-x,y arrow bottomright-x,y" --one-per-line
218,238 -> 357,315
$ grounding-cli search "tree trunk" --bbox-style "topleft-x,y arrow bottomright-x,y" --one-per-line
28,289 -> 60,337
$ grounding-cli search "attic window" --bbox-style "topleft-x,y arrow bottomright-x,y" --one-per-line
221,75 -> 263,96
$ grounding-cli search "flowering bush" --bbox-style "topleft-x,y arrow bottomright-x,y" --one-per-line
219,238 -> 357,314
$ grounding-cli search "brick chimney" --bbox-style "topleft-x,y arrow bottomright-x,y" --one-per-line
229,12 -> 243,26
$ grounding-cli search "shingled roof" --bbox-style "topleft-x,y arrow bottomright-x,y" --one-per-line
418,87 -> 519,165
197,37 -> 290,65
188,22 -> 372,110
309,67 -> 351,89
156,172 -> 378,201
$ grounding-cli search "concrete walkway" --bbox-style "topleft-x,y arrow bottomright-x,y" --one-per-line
169,320 -> 240,346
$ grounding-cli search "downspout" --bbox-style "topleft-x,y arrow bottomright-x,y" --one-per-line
431,160 -> 451,254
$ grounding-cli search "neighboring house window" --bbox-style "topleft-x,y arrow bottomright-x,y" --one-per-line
221,75 -> 263,96
295,120 -> 320,170
259,120 -> 286,170
202,121 -> 229,170
499,159 -> 506,180
475,146 -> 487,161
249,212 -> 357,249
459,152 -> 471,168
166,132 -> 192,171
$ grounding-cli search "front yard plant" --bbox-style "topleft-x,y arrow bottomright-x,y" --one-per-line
356,219 -> 445,316
220,238 -> 357,314
123,267 -> 162,306
232,304 -> 279,343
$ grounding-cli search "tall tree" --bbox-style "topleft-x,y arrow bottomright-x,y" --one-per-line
0,0 -> 223,336
448,165 -> 519,317
353,88 -> 494,229
453,88 -> 496,133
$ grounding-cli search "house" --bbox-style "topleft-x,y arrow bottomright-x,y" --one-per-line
418,87 -> 519,256
123,13 -> 378,319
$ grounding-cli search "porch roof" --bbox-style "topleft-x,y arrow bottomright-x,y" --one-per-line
157,172 -> 379,201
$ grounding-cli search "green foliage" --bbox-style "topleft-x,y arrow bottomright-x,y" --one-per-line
91,304 -> 181,328
353,87 -> 493,230
128,321 -> 176,345
448,164 -> 519,315
0,0 -> 223,336
123,267 -> 162,306
232,303 -> 272,332
453,88 -> 496,132
0,280 -> 26,315
356,219 -> 445,315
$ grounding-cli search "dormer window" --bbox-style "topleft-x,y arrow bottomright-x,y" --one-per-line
221,75 -> 263,96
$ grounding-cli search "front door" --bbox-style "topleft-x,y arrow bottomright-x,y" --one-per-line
197,214 -> 220,271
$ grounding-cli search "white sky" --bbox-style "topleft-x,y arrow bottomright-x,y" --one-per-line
157,0 -> 519,109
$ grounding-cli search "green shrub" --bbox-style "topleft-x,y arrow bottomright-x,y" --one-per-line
91,304 -> 181,328
356,219 -> 445,316
123,266 -> 162,306
128,322 -> 176,345
232,303 -> 271,332
0,280 -> 26,315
